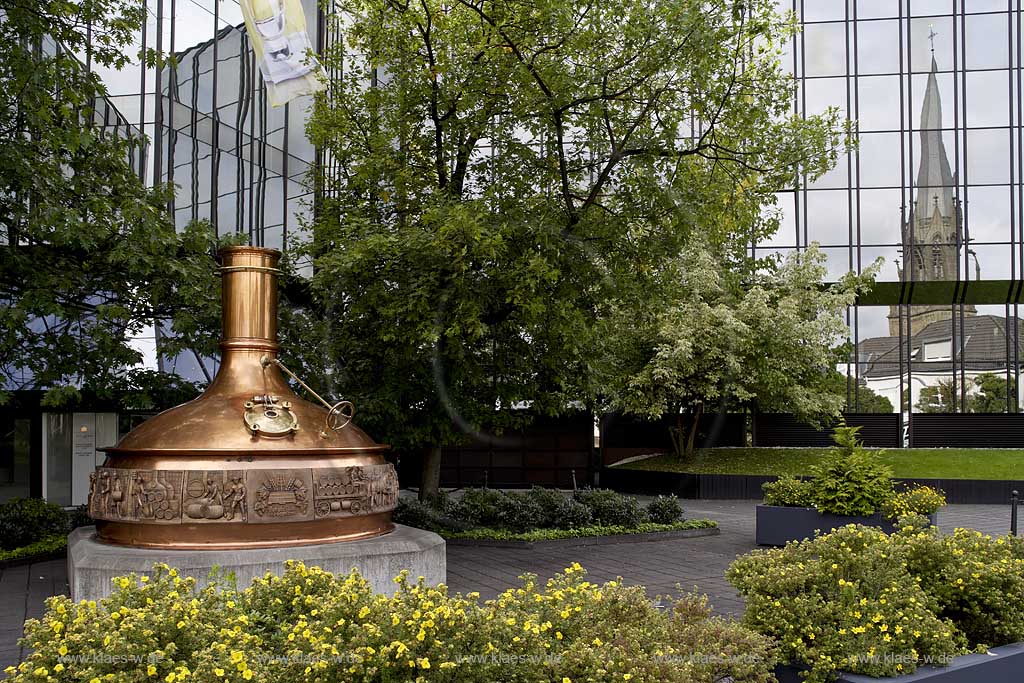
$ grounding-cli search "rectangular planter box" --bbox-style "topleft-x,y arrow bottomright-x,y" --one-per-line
775,641 -> 1024,682
755,504 -> 938,546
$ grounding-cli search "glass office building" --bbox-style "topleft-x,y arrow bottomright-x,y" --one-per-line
86,0 -> 1024,416
767,2 -> 1024,415
8,0 -> 1024,504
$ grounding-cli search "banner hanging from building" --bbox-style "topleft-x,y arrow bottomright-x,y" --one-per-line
239,0 -> 326,107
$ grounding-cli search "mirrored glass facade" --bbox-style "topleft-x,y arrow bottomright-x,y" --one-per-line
769,1 -> 1024,415
96,1 -> 1024,415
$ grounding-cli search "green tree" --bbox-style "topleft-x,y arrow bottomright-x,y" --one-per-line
306,0 -> 848,496
599,242 -> 877,458
0,0 -> 224,405
914,373 -> 1017,414
914,380 -> 956,413
824,371 -> 894,414
969,372 -> 1016,413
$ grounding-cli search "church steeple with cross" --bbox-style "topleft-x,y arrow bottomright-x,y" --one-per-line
887,41 -> 976,337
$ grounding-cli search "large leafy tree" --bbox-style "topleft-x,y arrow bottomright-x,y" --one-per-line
599,242 -> 877,457
0,0 -> 223,407
306,0 -> 848,495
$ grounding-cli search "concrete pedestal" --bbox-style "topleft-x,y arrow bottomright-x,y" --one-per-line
68,524 -> 446,602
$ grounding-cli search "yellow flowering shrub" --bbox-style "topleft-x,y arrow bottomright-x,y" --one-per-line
7,562 -> 777,683
728,522 -> 1024,683
880,485 -> 946,521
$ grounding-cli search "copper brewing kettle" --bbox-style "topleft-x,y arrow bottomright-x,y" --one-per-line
87,247 -> 398,549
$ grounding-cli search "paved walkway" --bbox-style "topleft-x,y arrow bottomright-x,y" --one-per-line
1,501 -> 1018,669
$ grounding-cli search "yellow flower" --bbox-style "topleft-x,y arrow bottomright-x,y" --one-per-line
214,669 -> 224,677
358,606 -> 371,619
147,665 -> 157,676
243,670 -> 253,680
165,673 -> 176,683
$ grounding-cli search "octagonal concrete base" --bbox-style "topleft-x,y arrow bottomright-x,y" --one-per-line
68,524 -> 446,602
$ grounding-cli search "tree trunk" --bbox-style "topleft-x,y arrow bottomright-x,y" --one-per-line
685,403 -> 703,458
419,446 -> 442,503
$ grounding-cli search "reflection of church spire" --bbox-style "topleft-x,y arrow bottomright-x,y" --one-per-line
888,44 -> 975,337
911,55 -> 956,227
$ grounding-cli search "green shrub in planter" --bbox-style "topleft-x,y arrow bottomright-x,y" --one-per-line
646,495 -> 684,524
524,486 -> 568,527
0,498 -> 68,551
7,562 -> 779,683
555,498 -> 594,529
393,498 -> 470,533
574,488 -> 648,526
67,504 -> 95,531
761,476 -> 813,508
494,493 -> 545,532
728,524 -> 965,682
808,426 -> 893,516
452,488 -> 505,527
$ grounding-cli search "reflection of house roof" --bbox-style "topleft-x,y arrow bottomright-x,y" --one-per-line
861,315 -> 1024,378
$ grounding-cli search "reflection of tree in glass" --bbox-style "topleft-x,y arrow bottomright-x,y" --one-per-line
914,373 -> 1016,413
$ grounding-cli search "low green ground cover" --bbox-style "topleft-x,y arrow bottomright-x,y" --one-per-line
395,487 -> 717,540
619,447 -> 1024,480
0,498 -> 93,563
445,519 -> 716,542
0,534 -> 67,563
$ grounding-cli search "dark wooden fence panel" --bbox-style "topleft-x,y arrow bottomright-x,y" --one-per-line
910,413 -> 1024,447
600,412 -> 746,465
402,412 -> 597,489
752,413 -> 900,448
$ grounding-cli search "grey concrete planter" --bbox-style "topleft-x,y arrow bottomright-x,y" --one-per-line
755,505 -> 938,546
774,641 -> 1024,682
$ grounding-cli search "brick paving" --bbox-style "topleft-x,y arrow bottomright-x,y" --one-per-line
0,500 -> 1019,670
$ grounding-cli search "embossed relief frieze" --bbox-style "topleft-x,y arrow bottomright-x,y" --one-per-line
89,464 -> 397,524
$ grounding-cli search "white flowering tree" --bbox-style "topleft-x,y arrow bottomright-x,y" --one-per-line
599,242 -> 879,457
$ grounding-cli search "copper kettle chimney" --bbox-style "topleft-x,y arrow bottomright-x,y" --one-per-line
87,246 -> 398,549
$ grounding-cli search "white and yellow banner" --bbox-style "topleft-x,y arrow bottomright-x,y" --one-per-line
239,0 -> 326,107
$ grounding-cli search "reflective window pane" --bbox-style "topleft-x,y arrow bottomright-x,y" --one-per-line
856,20 -> 901,76
966,14 -> 1011,70
806,189 -> 851,244
966,128 -> 1012,185
966,71 -> 1011,128
856,1 -> 900,20
857,76 -> 903,131
858,132 -> 904,188
803,22 -> 849,77
910,16 -> 954,73
964,186 -> 1012,245
858,188 -> 904,246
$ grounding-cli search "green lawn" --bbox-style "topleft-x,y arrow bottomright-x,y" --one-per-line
615,448 -> 1024,480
